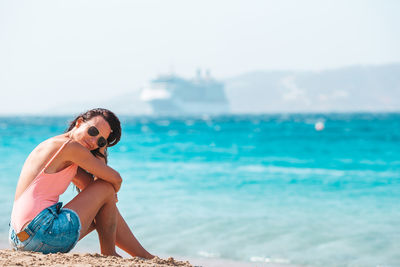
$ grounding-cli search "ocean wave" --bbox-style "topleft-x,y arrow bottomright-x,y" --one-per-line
250,256 -> 291,264
197,251 -> 220,258
129,160 -> 400,180
236,164 -> 399,179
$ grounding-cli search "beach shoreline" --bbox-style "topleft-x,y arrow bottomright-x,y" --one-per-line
0,249 -> 300,267
0,249 -> 193,267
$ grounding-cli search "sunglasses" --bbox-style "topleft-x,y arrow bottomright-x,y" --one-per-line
87,126 -> 107,148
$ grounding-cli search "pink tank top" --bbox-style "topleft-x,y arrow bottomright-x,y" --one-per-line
11,139 -> 78,232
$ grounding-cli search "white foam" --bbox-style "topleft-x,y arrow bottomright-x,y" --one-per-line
156,120 -> 170,126
250,256 -> 271,262
198,251 -> 220,258
250,256 -> 290,264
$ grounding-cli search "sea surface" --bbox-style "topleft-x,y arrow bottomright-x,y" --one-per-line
0,113 -> 399,267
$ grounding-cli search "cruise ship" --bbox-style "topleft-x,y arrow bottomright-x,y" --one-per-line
140,70 -> 229,115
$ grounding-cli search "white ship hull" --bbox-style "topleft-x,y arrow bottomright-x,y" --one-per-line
141,72 -> 229,115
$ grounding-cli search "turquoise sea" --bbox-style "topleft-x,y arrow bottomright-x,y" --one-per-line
0,113 -> 399,267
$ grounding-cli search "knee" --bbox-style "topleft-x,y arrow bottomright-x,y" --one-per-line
94,180 -> 116,198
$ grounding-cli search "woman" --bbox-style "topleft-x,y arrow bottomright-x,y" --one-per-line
9,108 -> 154,258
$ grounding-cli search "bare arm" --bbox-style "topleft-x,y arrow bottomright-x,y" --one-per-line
72,167 -> 95,191
65,141 -> 122,192
72,150 -> 117,199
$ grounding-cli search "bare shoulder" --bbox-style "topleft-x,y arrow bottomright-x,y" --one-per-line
31,135 -> 71,158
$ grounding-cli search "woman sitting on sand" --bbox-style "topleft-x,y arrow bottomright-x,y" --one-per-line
9,108 -> 154,258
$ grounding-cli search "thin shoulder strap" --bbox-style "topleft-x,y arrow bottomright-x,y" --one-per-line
39,139 -> 72,174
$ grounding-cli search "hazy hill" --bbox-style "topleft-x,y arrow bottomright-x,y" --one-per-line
42,91 -> 152,116
43,63 -> 400,115
224,63 -> 400,113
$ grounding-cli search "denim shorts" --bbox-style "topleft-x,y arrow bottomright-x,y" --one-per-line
9,202 -> 81,254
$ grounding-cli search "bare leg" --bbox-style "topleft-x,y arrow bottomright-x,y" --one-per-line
94,199 -> 120,256
79,221 -> 96,241
78,207 -> 154,259
115,209 -> 154,258
64,180 -> 119,256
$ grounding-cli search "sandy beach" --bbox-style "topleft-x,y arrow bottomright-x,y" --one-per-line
0,250 -> 193,267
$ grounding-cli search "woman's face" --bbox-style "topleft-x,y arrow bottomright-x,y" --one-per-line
73,116 -> 112,150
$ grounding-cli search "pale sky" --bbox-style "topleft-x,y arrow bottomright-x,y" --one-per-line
0,0 -> 399,114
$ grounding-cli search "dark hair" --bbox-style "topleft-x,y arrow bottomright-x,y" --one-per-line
66,108 -> 121,147
65,108 -> 121,160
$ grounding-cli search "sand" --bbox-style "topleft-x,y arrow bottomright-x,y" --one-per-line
0,250 -> 193,267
